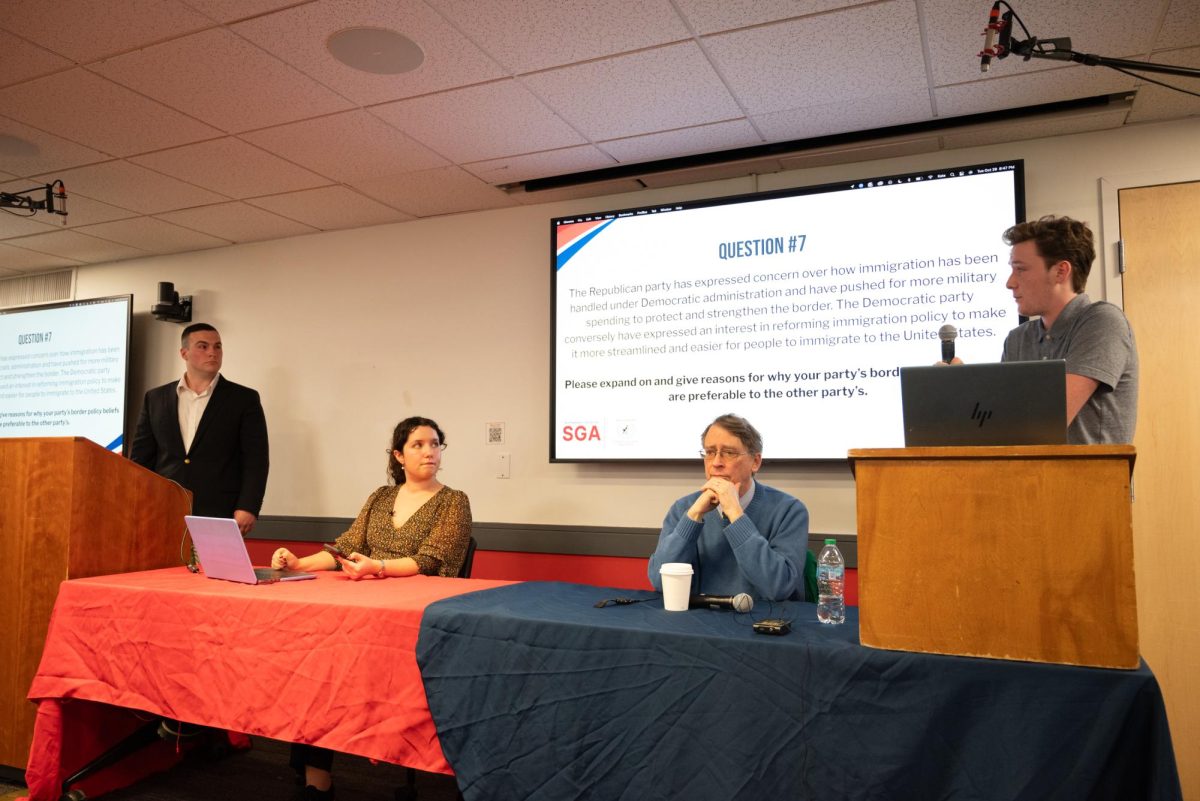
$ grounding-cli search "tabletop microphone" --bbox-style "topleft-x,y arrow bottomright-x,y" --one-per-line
689,593 -> 754,613
939,324 -> 957,363
980,1 -> 1000,72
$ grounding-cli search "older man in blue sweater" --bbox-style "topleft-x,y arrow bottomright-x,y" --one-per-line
649,414 -> 814,602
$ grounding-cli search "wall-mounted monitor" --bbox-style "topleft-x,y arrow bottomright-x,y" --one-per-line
552,160 -> 1025,461
0,294 -> 133,452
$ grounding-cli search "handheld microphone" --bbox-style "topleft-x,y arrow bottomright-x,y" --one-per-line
980,2 -> 1000,72
689,593 -> 754,613
939,324 -> 957,363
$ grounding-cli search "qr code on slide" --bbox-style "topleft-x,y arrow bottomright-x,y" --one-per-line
486,422 -> 505,444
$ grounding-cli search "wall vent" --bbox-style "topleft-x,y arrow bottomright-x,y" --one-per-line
0,269 -> 75,309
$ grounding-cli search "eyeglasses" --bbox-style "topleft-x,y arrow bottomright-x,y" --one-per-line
700,447 -> 748,461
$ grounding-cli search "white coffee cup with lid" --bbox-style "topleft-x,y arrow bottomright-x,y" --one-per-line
659,562 -> 694,611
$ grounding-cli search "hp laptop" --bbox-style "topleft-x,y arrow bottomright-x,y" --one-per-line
185,515 -> 316,584
900,360 -> 1068,447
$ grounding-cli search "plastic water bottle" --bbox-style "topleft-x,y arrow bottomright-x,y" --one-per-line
816,538 -> 845,624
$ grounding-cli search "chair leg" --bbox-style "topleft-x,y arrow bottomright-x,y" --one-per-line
392,765 -> 419,801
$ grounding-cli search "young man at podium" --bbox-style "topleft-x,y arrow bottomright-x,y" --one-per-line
1000,216 -> 1139,444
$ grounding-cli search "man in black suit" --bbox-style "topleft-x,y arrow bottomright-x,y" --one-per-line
131,323 -> 269,534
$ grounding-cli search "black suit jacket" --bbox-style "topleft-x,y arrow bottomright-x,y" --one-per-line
130,376 -> 269,518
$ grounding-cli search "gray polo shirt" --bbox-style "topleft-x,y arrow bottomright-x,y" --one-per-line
1001,293 -> 1138,444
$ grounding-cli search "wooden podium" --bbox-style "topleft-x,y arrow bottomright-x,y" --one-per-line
849,445 -> 1138,669
0,437 -> 191,772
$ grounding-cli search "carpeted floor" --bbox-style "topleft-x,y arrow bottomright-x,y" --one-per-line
0,738 -> 463,801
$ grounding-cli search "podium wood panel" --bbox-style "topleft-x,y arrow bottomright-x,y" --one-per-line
0,437 -> 190,771
849,445 -> 1137,669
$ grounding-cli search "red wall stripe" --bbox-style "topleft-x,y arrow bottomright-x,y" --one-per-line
248,540 -> 858,605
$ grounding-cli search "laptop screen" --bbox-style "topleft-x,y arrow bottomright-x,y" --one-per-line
900,360 -> 1067,447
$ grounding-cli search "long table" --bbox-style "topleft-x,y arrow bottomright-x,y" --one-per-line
26,572 -> 1183,801
416,582 -> 1183,801
23,568 -> 511,801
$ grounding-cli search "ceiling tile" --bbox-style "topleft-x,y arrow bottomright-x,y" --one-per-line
0,30 -> 73,87
751,89 -> 933,142
0,116 -> 111,177
130,137 -> 332,198
183,0 -> 301,24
156,201 -> 319,242
40,161 -> 228,214
233,0 -> 505,105
91,28 -> 354,133
352,166 -> 516,217
5,229 -> 148,263
1126,46 -> 1200,123
674,0 -> 877,35
1156,0 -> 1200,50
0,0 -> 213,62
940,108 -> 1130,149
598,119 -> 763,164
0,69 -> 222,156
522,43 -> 742,140
246,186 -> 414,230
463,145 -> 616,185
242,111 -> 447,183
373,80 -> 587,163
432,0 -> 690,73
0,242 -> 83,272
935,65 -> 1135,118
77,217 -> 230,254
923,0 -> 1169,87
702,2 -> 927,115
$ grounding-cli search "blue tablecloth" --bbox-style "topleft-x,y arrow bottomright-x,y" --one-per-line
416,582 -> 1181,801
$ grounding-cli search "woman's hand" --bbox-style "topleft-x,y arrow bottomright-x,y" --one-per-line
339,553 -> 382,581
272,548 -> 298,570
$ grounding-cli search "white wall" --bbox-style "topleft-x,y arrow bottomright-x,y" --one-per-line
75,116 -> 1200,531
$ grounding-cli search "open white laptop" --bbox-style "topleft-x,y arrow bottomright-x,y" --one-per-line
185,515 -> 316,584
900,360 -> 1068,447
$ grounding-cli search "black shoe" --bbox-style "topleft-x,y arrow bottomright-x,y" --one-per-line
300,785 -> 335,801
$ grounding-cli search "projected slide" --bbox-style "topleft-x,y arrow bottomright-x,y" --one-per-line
0,296 -> 132,451
553,162 -> 1023,460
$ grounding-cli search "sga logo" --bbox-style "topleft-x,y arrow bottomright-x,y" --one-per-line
561,424 -> 601,442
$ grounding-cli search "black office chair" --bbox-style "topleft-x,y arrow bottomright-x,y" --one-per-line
396,535 -> 476,801
459,535 -> 478,579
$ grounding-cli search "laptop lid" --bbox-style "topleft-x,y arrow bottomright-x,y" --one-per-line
900,360 -> 1068,447
185,515 -> 315,584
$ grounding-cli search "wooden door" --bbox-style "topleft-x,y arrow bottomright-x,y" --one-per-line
1119,180 -> 1200,798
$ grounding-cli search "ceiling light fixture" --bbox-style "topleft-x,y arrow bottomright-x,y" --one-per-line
327,27 -> 424,74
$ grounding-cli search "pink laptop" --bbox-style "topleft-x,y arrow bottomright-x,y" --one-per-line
185,515 -> 315,584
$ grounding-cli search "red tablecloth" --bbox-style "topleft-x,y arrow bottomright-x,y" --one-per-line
24,568 -> 513,801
